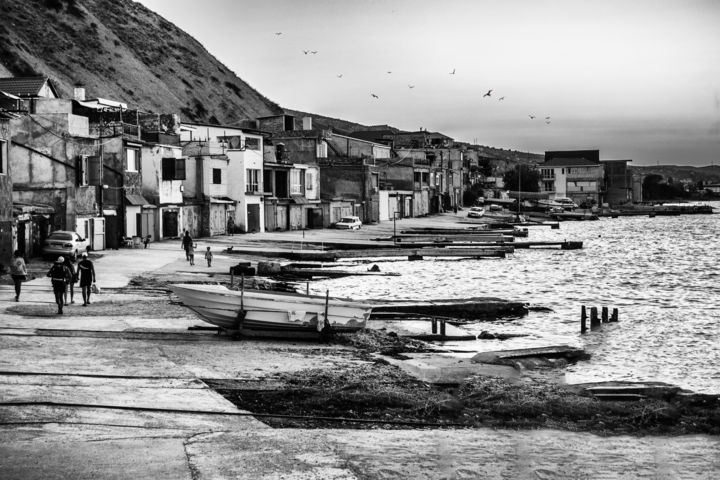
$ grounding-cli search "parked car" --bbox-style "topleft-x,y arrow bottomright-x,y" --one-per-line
334,216 -> 362,230
42,231 -> 90,260
467,206 -> 485,218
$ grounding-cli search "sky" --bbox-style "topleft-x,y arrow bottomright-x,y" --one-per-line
137,0 -> 720,166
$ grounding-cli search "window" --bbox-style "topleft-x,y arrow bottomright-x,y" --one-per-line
290,168 -> 305,194
305,171 -> 313,191
244,137 -> 260,150
162,157 -> 186,180
0,139 -> 6,174
125,148 -> 139,172
246,168 -> 260,192
212,168 -> 222,184
543,181 -> 554,192
316,141 -> 327,158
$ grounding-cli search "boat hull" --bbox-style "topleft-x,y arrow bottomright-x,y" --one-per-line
171,284 -> 371,334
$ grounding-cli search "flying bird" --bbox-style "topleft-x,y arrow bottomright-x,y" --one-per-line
275,32 -> 282,36
545,120 -> 551,124
303,50 -> 309,54
337,74 -> 343,78
387,71 -> 392,74
371,93 -> 379,99
483,89 -> 493,98
529,115 -> 536,119
545,116 -> 551,120
449,68 -> 456,75
498,96 -> 505,101
311,50 -> 318,54
408,84 -> 415,89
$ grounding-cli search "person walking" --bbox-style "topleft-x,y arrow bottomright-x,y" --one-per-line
65,256 -> 78,305
47,256 -> 72,314
187,242 -> 196,266
77,252 -> 96,306
204,246 -> 213,267
181,231 -> 193,260
9,250 -> 27,302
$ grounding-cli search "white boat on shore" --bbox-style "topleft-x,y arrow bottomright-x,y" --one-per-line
171,283 -> 372,337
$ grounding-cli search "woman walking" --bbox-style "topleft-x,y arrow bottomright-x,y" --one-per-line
47,256 -> 72,314
77,252 -> 96,306
9,250 -> 27,302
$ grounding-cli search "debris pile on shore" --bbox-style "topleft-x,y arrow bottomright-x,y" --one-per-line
334,329 -> 440,357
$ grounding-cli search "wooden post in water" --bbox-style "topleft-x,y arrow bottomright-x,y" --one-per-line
590,307 -> 599,329
580,306 -> 587,334
440,318 -> 446,337
306,282 -> 310,295
601,306 -> 609,323
431,317 -> 438,334
230,268 -> 234,287
611,308 -> 619,322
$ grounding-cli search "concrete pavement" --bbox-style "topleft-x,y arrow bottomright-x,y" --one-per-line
2,221 -> 720,478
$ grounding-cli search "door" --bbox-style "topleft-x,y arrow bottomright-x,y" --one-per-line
105,216 -> 118,249
136,213 -> 142,238
92,217 -> 105,251
141,212 -> 154,240
162,210 -> 178,238
247,204 -> 260,233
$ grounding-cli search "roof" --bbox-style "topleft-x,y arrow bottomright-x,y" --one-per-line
0,76 -> 58,98
125,194 -> 153,207
542,157 -> 600,167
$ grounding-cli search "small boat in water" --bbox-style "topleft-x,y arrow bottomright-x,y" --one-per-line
171,283 -> 372,337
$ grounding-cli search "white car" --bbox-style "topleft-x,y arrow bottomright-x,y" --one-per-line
42,231 -> 90,260
335,216 -> 362,230
467,206 -> 485,218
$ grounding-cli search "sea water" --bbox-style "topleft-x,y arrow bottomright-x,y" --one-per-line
313,203 -> 720,394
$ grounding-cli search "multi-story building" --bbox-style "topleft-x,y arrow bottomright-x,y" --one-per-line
541,150 -> 605,206
181,122 -> 266,233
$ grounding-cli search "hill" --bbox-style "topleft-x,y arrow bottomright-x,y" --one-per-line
630,165 -> 720,185
0,0 -> 545,162
0,0 -> 282,123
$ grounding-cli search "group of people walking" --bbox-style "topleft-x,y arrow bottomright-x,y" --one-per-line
7,250 -> 96,315
46,253 -> 96,314
181,231 -> 213,267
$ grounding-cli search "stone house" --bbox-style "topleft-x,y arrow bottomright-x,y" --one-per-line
541,150 -> 605,205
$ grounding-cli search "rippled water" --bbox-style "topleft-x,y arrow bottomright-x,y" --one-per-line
312,203 -> 720,394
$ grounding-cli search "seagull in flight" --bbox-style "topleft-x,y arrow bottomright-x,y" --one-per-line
337,74 -> 343,78
449,68 -> 456,75
529,115 -> 536,119
303,50 -> 309,54
545,120 -> 551,124
275,32 -> 282,36
545,116 -> 551,120
371,93 -> 379,99
311,50 -> 318,54
498,96 -> 505,101
483,89 -> 493,98
408,84 -> 415,89
387,71 -> 392,74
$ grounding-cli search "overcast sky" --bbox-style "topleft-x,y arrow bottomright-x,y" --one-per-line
138,0 -> 720,166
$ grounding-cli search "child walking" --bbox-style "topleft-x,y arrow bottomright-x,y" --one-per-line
204,247 -> 213,267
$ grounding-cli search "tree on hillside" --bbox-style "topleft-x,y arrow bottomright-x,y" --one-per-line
502,165 -> 540,192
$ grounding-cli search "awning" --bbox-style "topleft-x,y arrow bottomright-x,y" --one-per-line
209,196 -> 236,204
125,194 -> 154,207
291,195 -> 309,204
12,203 -> 55,215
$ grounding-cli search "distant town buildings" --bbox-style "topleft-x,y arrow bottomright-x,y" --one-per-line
0,75 -> 656,262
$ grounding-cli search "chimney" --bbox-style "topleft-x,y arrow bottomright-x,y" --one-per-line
302,116 -> 312,130
73,84 -> 86,101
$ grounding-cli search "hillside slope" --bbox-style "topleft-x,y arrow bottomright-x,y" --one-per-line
0,0 -> 281,123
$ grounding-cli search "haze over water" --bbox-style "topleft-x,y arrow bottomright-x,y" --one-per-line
314,204 -> 720,394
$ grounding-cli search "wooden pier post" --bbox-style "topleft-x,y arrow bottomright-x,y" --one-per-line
601,306 -> 609,323
306,282 -> 310,295
581,306 -> 587,334
440,318 -> 446,337
590,307 -> 599,329
431,317 -> 438,334
610,308 -> 618,322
